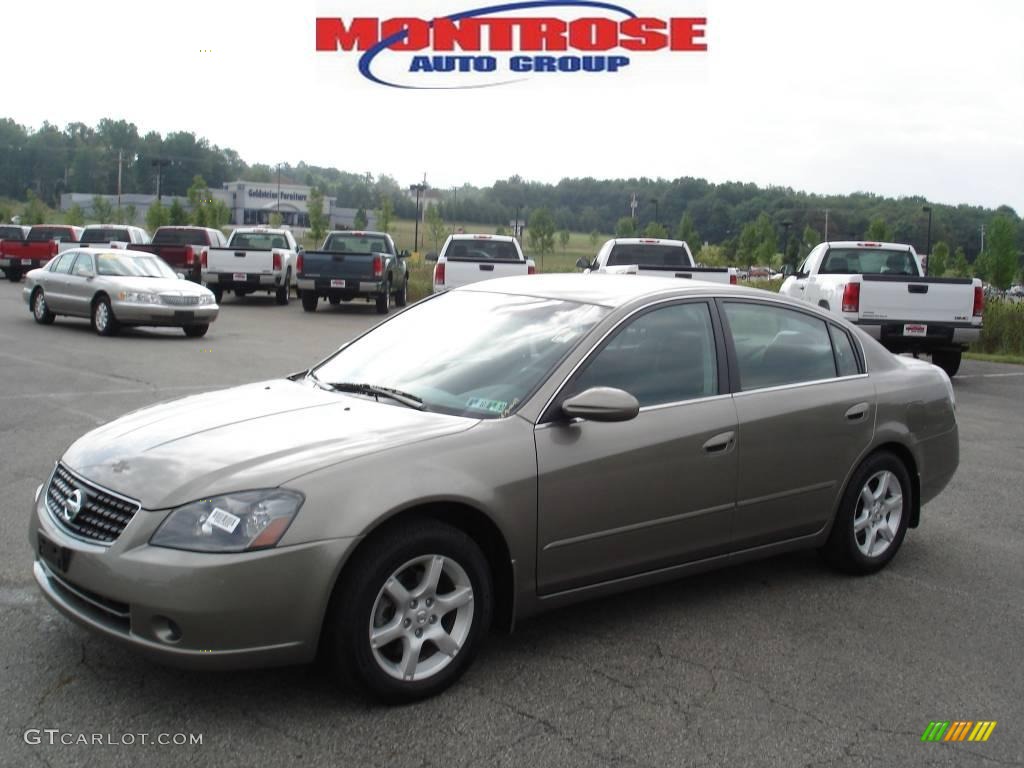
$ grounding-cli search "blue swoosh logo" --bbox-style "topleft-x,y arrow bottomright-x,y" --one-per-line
358,0 -> 637,89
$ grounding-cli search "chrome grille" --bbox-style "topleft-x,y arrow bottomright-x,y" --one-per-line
45,464 -> 140,544
160,294 -> 202,306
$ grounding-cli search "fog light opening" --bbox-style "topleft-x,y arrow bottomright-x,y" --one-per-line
152,616 -> 182,644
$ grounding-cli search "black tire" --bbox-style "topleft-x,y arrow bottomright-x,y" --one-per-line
301,291 -> 318,313
183,324 -> 209,338
820,451 -> 912,575
295,282 -> 302,299
276,270 -> 291,305
375,280 -> 391,314
31,289 -> 55,325
931,350 -> 962,377
210,285 -> 223,304
395,276 -> 409,307
91,296 -> 120,337
7,268 -> 22,283
329,296 -> 342,306
324,520 -> 493,704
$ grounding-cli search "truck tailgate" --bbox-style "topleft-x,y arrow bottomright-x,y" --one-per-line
444,260 -> 528,288
207,248 -> 275,274
300,252 -> 378,281
859,275 -> 977,323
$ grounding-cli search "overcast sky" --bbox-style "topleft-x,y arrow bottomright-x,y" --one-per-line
5,0 -> 1023,212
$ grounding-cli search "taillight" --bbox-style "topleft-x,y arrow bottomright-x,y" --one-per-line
272,252 -> 282,271
372,254 -> 383,278
729,274 -> 737,285
842,282 -> 861,313
296,253 -> 304,274
973,286 -> 984,317
528,264 -> 536,275
433,261 -> 445,287
184,245 -> 194,265
50,240 -> 58,257
200,250 -> 208,268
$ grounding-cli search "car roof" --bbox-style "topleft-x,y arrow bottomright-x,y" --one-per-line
607,237 -> 686,246
823,241 -> 913,250
449,233 -> 517,242
459,273 -> 772,309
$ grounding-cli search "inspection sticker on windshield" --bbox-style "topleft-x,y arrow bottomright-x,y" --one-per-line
466,398 -> 508,413
207,507 -> 240,534
903,324 -> 928,337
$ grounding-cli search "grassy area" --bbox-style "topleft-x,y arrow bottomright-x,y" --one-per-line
974,298 -> 1024,357
964,352 -> 1024,366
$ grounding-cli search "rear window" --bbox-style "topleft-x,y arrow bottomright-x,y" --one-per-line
323,234 -> 390,254
81,228 -> 131,244
607,244 -> 690,268
152,229 -> 210,247
819,248 -> 921,276
444,239 -> 521,262
0,226 -> 25,240
27,227 -> 74,242
229,232 -> 290,250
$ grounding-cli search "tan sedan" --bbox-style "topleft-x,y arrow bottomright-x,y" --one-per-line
29,275 -> 958,702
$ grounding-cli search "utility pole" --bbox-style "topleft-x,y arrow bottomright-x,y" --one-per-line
409,179 -> 427,253
152,158 -> 171,201
630,193 -> 638,221
980,224 -> 985,255
117,150 -> 123,217
824,209 -> 830,241
277,164 -> 282,219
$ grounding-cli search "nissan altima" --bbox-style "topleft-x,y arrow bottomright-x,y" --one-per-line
28,274 -> 959,702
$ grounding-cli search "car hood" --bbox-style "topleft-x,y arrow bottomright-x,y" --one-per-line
108,276 -> 211,295
61,379 -> 476,509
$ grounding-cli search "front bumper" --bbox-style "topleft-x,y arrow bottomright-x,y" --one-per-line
29,482 -> 354,669
111,302 -> 219,326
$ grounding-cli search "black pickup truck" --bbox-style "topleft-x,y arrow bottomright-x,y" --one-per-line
297,230 -> 410,314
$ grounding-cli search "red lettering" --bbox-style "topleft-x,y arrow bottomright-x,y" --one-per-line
518,18 -> 568,51
381,18 -> 431,51
480,19 -> 515,51
315,18 -> 380,51
432,18 -> 483,51
619,18 -> 668,51
567,18 -> 617,51
669,17 -> 707,51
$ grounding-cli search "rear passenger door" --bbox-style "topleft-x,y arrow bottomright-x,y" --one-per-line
720,300 -> 875,547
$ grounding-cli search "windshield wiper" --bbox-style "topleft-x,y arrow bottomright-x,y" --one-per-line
316,380 -> 426,410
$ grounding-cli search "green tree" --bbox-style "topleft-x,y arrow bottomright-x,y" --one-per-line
986,215 -> 1019,290
615,217 -> 635,237
207,201 -> 230,230
23,190 -> 48,225
123,204 -> 137,225
643,221 -> 669,238
92,195 -> 113,223
928,241 -> 950,277
866,218 -> 893,241
269,211 -> 284,228
676,212 -> 701,251
952,247 -> 971,278
308,187 -> 328,243
169,199 -> 188,225
697,244 -> 726,267
527,207 -> 556,262
186,175 -> 211,227
495,225 -> 508,236
377,197 -> 393,234
65,204 -> 86,226
738,221 -> 759,264
353,207 -> 368,230
589,229 -> 600,248
426,204 -> 446,252
800,225 -> 821,259
558,228 -> 570,252
146,201 -> 170,231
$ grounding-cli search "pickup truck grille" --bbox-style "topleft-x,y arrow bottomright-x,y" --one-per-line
160,295 -> 202,307
45,464 -> 140,545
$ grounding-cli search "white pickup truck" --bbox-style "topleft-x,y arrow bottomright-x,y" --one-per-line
579,238 -> 738,284
779,241 -> 983,376
203,227 -> 300,305
429,234 -> 535,293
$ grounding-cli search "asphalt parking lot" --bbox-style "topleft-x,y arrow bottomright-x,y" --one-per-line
0,281 -> 1021,768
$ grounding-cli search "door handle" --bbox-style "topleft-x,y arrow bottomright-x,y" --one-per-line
703,431 -> 735,454
845,403 -> 869,421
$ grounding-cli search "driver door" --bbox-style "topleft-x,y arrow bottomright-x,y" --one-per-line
64,252 -> 96,317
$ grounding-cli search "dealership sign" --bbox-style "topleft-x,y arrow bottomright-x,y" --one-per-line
316,1 -> 706,89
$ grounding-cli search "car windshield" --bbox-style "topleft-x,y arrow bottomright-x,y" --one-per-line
0,226 -> 25,239
607,244 -> 690,268
153,229 -> 209,246
27,227 -> 73,242
444,239 -> 521,261
81,228 -> 131,243
311,291 -> 609,418
820,248 -> 921,276
230,232 -> 289,250
95,253 -> 175,278
323,233 -> 390,254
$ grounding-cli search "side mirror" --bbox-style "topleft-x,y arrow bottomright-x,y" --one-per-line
781,264 -> 793,277
425,252 -> 438,262
575,257 -> 592,270
561,387 -> 639,423
296,246 -> 305,255
399,249 -> 410,259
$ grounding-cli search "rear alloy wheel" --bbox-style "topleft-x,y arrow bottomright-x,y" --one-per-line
376,280 -> 391,314
931,350 -> 962,378
183,324 -> 209,338
31,289 -> 55,325
301,291 -> 318,312
395,277 -> 409,307
276,270 -> 291,305
821,451 -> 910,574
325,521 -> 492,703
91,296 -> 120,337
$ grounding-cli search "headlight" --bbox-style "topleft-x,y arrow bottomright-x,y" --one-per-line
197,293 -> 215,305
117,291 -> 161,304
150,489 -> 304,553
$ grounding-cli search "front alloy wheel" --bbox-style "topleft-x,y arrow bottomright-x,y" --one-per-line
92,296 -> 120,336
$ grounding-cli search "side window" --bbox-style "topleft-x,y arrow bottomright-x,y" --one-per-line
50,252 -> 76,274
71,253 -> 94,277
829,325 -> 861,377
723,302 -> 838,390
567,302 -> 718,408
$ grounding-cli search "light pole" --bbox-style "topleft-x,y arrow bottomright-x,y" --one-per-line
410,182 -> 427,252
651,198 -> 659,230
781,220 -> 793,268
151,158 -> 171,201
922,205 -> 933,275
